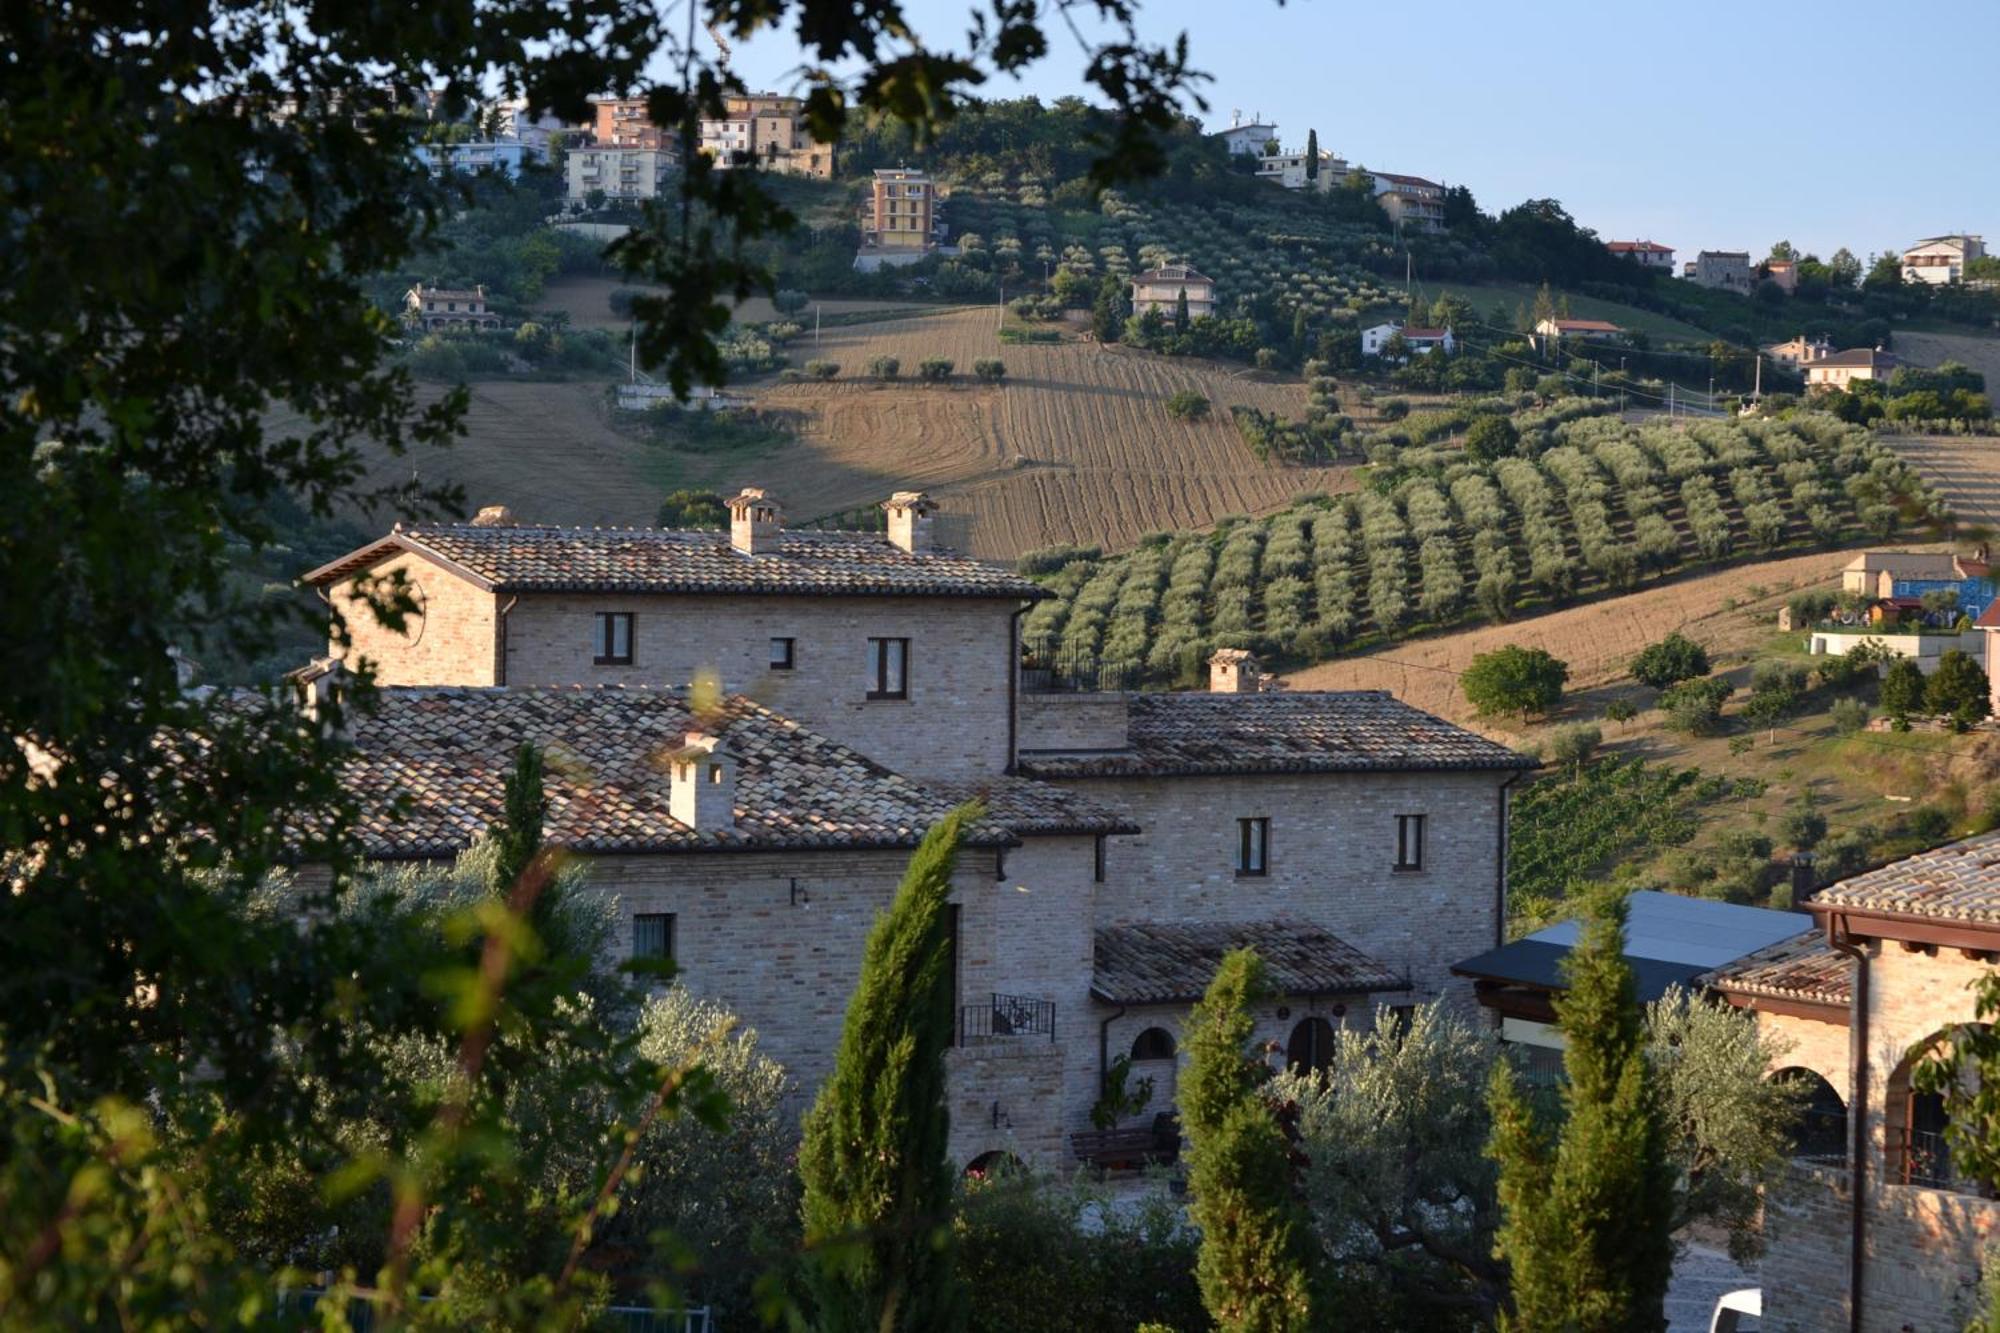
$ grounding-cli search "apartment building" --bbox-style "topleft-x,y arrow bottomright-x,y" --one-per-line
565,145 -> 676,202
1256,148 -> 1348,193
1705,834 -> 2000,1331
591,96 -> 667,149
866,168 -> 938,251
1370,171 -> 1446,233
701,94 -> 832,178
413,140 -> 528,180
1129,265 -> 1216,321
1902,234 -> 1986,286
303,489 -> 1530,1171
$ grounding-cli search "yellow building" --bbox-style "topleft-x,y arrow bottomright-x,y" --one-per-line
868,168 -> 936,251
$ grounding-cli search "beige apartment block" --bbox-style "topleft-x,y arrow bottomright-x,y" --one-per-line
867,168 -> 936,250
1129,264 -> 1215,321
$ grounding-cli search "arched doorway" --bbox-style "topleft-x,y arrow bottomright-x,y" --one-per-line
1885,1025 -> 1986,1190
1287,1017 -> 1337,1076
963,1150 -> 1025,1180
1773,1068 -> 1846,1164
1130,1027 -> 1176,1062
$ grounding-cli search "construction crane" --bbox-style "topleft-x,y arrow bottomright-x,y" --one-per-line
705,20 -> 731,73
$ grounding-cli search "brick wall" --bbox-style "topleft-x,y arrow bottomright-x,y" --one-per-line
1075,770 -> 1512,1007
334,553 -> 497,685
502,592 -> 1017,778
1759,1007 -> 1851,1095
1017,694 -> 1130,752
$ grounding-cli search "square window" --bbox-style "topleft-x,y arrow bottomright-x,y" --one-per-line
867,637 -> 909,700
594,612 -> 634,665
1396,814 -> 1426,872
632,912 -> 674,961
769,636 -> 796,670
1236,817 -> 1269,877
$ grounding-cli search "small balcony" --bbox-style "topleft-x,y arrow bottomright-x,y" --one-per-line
1020,637 -> 1140,694
957,991 -> 1056,1045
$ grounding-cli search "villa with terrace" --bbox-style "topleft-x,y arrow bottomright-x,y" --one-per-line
299,486 -> 1534,1171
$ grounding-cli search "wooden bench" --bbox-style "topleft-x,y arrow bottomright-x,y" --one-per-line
1069,1125 -> 1179,1172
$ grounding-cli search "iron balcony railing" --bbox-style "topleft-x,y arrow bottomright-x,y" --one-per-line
1019,638 -> 1141,694
957,992 -> 1056,1044
1901,1128 -> 1953,1190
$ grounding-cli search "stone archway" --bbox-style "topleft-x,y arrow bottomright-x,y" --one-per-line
1773,1066 -> 1846,1164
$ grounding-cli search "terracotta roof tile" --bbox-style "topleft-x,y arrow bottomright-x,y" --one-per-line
1016,691 -> 1535,779
1702,930 -> 1852,1008
1093,919 -> 1406,1005
315,686 -> 1122,858
1810,830 -> 2000,925
304,524 -> 1045,600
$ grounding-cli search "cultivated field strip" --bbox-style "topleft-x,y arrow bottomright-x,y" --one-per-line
1023,413 -> 1938,686
754,308 -> 1330,557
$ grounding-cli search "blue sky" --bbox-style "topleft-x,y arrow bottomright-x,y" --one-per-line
712,0 -> 1996,264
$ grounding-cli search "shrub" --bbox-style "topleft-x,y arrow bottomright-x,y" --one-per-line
1603,699 -> 1638,725
804,359 -> 840,380
918,357 -> 956,382
1547,723 -> 1603,773
772,288 -> 810,316
1464,414 -> 1519,462
1016,544 -> 1102,577
657,488 -> 727,528
1829,697 -> 1869,735
1630,633 -> 1711,690
1378,397 -> 1410,422
973,358 -> 1008,382
1253,346 -> 1279,371
1927,649 -> 1991,728
1880,657 -> 1927,721
1660,677 -> 1732,735
1166,389 -> 1211,421
1462,645 -> 1568,720
867,355 -> 901,380
1779,803 -> 1828,852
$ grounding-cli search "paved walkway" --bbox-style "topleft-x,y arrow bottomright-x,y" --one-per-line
1667,1241 -> 1758,1332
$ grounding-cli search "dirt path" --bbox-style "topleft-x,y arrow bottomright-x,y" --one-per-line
1281,547 -> 1887,725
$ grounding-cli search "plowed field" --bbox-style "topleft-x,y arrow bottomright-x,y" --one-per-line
758,307 -> 1339,557
1281,545 -> 1881,726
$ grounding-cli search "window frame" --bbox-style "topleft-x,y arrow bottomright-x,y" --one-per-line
1236,817 -> 1270,878
1093,834 -> 1107,884
866,636 -> 910,700
632,911 -> 675,963
769,636 -> 796,671
593,611 -> 635,666
1395,814 -> 1426,872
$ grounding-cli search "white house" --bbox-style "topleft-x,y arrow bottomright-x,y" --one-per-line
1902,234 -> 1986,286
1131,265 -> 1216,321
1532,317 -> 1624,352
1362,322 -> 1454,359
565,146 -> 676,202
1215,111 -> 1279,157
1257,148 -> 1348,193
1606,239 -> 1675,270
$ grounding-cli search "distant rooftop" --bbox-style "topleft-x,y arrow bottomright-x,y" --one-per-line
1093,919 -> 1404,1005
1810,830 -> 2000,926
1702,931 -> 1850,1012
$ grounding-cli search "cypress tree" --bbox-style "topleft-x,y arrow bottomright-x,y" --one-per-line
1092,273 -> 1126,342
1175,285 -> 1191,335
798,805 -> 976,1333
1304,128 -> 1319,181
492,742 -> 552,908
1181,948 -> 1315,1333
1488,892 -> 1675,1332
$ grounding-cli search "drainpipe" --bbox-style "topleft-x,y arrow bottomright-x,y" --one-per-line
1098,1004 -> 1127,1097
495,595 -> 518,685
1825,910 -> 1869,1333
1494,770 -> 1526,948
1006,604 -> 1027,775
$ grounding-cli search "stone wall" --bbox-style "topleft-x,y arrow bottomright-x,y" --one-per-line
1079,770 -> 1513,1007
333,553 -> 497,685
1759,1007 -> 1851,1095
1016,693 -> 1130,752
503,592 -> 1017,778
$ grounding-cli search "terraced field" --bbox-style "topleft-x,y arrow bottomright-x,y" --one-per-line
1022,411 -> 1939,687
753,306 -> 1333,557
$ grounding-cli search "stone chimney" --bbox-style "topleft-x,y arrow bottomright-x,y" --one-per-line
1208,648 -> 1263,694
296,657 -> 351,741
727,487 -> 783,556
883,490 -> 938,554
1789,853 -> 1816,908
470,504 -> 514,526
668,731 -> 736,832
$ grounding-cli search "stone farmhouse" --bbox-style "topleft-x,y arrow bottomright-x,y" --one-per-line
301,488 -> 1532,1171
1702,832 -> 2000,1332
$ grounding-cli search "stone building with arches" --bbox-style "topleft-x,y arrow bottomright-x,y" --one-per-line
1706,834 -> 2000,1332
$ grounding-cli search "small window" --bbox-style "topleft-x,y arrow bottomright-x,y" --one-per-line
1236,817 -> 1269,877
706,763 -> 723,785
1396,814 -> 1426,872
594,612 -> 634,665
867,637 -> 909,700
1093,835 -> 1107,884
769,637 -> 796,670
633,912 -> 675,961
1130,1027 -> 1176,1062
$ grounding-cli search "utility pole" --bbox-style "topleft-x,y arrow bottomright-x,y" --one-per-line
1753,353 -> 1763,402
1669,381 -> 1676,418
814,303 -> 821,346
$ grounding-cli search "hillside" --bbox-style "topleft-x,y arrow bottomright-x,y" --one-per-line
1022,410 -> 1937,686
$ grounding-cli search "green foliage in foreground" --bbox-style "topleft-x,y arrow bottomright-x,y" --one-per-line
1463,646 -> 1569,720
1489,894 -> 1675,1332
799,807 -> 975,1333
1181,949 -> 1316,1332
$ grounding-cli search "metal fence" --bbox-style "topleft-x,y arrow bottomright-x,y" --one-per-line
1901,1128 -> 1954,1189
1019,638 -> 1141,694
957,991 -> 1056,1044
